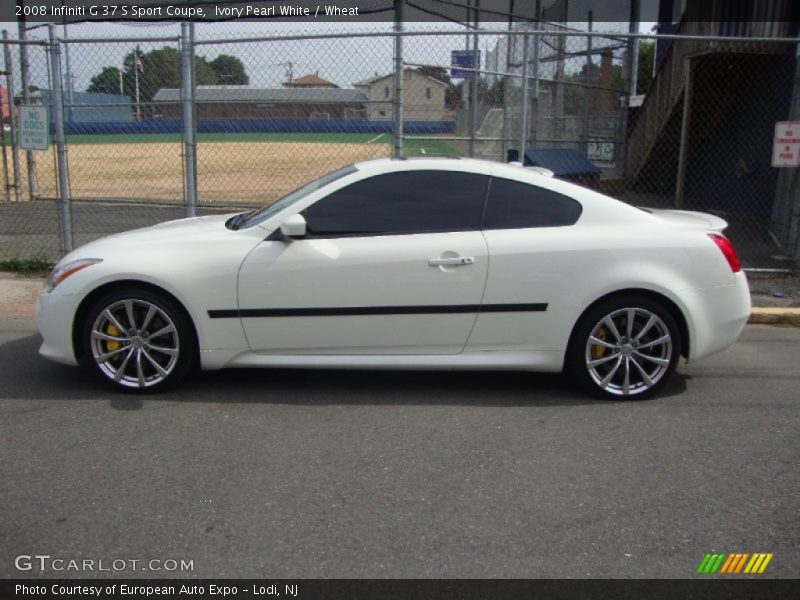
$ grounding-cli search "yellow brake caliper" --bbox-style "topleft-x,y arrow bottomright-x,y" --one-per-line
105,323 -> 121,358
592,327 -> 607,359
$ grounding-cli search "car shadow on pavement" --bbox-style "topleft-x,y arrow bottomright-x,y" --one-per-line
0,334 -> 688,409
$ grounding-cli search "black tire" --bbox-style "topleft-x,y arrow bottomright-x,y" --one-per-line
82,287 -> 196,393
566,295 -> 682,400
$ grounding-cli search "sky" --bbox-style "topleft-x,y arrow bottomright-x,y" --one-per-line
0,19 -> 657,94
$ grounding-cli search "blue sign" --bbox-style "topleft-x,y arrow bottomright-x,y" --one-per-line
450,50 -> 481,79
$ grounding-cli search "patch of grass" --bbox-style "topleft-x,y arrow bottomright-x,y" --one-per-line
402,137 -> 463,157
61,132 -> 463,151
65,132 -> 382,145
0,256 -> 52,276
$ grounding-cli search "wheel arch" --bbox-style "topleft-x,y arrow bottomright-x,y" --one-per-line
566,288 -> 690,362
72,279 -> 200,363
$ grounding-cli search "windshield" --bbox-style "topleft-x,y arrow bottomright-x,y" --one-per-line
236,165 -> 358,229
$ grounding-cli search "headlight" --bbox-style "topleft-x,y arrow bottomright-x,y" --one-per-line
44,258 -> 103,292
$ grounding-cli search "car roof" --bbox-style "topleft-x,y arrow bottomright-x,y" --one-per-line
354,157 -> 550,177
351,157 -> 654,226
353,157 -> 564,188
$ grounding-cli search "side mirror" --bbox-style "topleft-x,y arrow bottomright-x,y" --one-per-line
279,214 -> 307,240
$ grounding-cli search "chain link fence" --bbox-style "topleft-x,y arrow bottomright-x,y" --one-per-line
1,21 -> 799,272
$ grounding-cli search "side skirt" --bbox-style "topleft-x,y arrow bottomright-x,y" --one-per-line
213,351 -> 565,372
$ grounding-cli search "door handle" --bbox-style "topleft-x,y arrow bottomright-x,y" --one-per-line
428,256 -> 475,266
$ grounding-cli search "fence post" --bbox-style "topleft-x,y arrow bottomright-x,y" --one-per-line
531,0 -> 542,147
2,30 -> 22,203
48,25 -> 72,253
619,11 -> 639,180
392,0 -> 404,159
468,0 -> 480,157
62,23 -> 75,123
583,14 -> 593,155
518,32 -> 530,159
785,43 -> 800,265
180,22 -> 197,217
17,21 -> 37,200
675,57 -> 693,209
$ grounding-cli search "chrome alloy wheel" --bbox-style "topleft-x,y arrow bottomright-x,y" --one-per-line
584,307 -> 673,397
89,299 -> 180,389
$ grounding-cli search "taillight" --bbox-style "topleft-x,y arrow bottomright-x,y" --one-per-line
708,233 -> 741,273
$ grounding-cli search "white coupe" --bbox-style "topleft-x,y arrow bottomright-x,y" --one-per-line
36,158 -> 751,399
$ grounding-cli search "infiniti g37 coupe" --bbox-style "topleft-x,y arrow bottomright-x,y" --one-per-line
36,158 -> 751,399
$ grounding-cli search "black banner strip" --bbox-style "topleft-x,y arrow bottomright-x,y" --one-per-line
3,578 -> 799,600
208,303 -> 547,318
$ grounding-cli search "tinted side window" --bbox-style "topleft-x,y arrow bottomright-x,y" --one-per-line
483,177 -> 582,229
303,170 -> 489,236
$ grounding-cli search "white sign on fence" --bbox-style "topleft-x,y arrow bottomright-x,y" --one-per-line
772,121 -> 800,167
18,105 -> 49,151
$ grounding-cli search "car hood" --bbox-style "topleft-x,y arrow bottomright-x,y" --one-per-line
86,214 -> 236,248
646,208 -> 728,233
57,214 -> 243,266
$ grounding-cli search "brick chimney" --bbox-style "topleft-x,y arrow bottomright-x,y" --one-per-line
594,51 -> 615,113
0,85 -> 10,122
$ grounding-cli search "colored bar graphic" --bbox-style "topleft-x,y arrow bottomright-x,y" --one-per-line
721,553 -> 739,574
734,553 -> 749,573
758,553 -> 773,574
696,553 -> 712,574
744,554 -> 761,574
719,553 -> 735,573
698,552 -> 773,574
697,553 -> 727,574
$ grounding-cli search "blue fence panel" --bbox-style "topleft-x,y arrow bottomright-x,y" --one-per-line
62,119 -> 455,136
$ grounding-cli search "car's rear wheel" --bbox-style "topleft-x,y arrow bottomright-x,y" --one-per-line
82,288 -> 195,392
567,296 -> 681,400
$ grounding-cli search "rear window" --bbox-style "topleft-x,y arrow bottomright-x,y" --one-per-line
483,176 -> 582,229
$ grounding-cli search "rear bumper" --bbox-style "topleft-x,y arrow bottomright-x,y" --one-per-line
684,272 -> 751,363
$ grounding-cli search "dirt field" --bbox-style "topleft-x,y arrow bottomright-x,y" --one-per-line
15,140 -> 392,205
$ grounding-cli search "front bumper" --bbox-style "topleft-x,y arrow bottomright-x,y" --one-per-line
35,289 -> 83,366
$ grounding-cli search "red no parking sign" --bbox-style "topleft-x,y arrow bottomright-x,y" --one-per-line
772,121 -> 800,167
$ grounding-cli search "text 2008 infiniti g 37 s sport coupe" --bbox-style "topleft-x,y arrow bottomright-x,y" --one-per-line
36,158 -> 750,399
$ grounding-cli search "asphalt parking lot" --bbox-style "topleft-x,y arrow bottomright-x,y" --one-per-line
1,321 -> 798,579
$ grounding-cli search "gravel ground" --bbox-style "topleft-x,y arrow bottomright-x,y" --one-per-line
747,272 -> 800,308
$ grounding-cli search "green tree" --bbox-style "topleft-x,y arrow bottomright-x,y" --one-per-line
637,40 -> 655,96
415,65 -> 450,85
445,83 -> 461,111
86,46 -> 248,114
123,47 -> 217,103
209,55 -> 249,85
416,66 -> 460,111
87,66 -> 123,95
486,76 -> 506,106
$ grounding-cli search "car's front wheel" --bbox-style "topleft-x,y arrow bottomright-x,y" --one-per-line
82,288 -> 195,392
567,296 -> 681,400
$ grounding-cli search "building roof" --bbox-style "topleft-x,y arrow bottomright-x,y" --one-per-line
152,87 -> 368,103
284,73 -> 339,88
354,69 -> 449,88
37,90 -> 131,105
